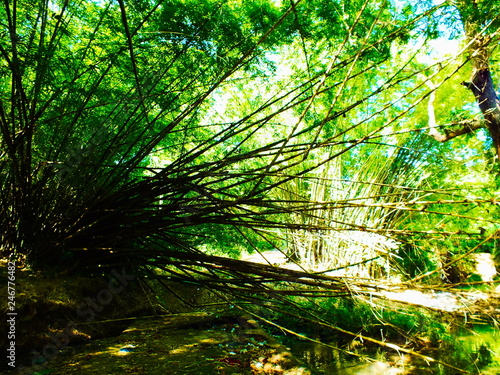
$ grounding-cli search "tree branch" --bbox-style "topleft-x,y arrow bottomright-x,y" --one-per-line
462,68 -> 500,157
429,119 -> 485,142
421,75 -> 485,142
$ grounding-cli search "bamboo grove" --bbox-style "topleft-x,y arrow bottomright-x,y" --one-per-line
1,0 -> 500,371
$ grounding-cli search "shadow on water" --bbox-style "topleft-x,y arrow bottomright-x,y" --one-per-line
286,323 -> 500,375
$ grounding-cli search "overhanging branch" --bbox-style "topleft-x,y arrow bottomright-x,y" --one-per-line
422,76 -> 485,142
429,119 -> 485,142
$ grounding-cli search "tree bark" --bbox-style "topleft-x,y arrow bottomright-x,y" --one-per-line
462,68 -> 500,158
446,0 -> 500,158
459,0 -> 500,158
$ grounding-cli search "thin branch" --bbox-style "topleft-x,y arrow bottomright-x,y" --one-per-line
117,0 -> 146,111
421,75 -> 485,142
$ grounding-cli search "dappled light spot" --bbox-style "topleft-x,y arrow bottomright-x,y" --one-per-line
116,344 -> 137,355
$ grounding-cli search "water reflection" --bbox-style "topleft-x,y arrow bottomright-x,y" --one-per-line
288,324 -> 500,374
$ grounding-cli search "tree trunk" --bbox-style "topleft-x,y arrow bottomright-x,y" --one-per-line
457,0 -> 500,159
462,68 -> 500,158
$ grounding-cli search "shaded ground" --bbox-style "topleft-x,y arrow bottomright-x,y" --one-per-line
1,260 -> 158,369
12,312 -> 312,375
0,261 -> 312,374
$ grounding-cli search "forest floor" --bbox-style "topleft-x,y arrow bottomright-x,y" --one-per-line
8,311 -> 318,375
2,260 -> 316,374
2,259 -> 500,374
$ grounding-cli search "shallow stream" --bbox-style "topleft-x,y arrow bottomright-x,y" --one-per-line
287,323 -> 500,374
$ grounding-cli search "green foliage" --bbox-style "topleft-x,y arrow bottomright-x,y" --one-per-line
455,0 -> 500,34
268,294 -> 451,347
159,0 -> 285,68
0,0 -> 497,279
396,242 -> 440,280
